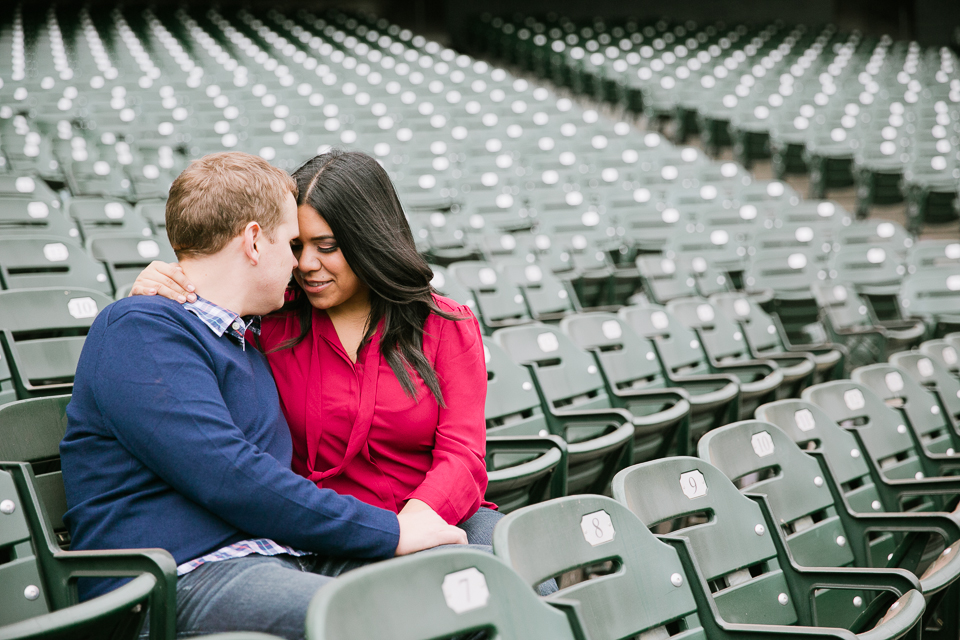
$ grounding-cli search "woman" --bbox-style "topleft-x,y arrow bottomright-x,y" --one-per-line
134,150 -> 500,544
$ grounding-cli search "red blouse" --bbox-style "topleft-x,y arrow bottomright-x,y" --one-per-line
258,294 -> 493,525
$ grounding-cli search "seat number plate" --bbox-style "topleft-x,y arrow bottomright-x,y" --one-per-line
580,510 -> 615,546
442,567 -> 489,614
67,297 -> 99,319
751,431 -> 775,457
843,389 -> 865,410
680,470 -> 707,499
794,409 -> 816,432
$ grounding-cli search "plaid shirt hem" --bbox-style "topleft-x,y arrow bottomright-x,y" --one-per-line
177,539 -> 311,576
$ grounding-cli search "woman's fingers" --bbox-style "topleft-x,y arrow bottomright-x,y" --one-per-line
130,282 -> 194,303
159,262 -> 196,294
130,262 -> 197,302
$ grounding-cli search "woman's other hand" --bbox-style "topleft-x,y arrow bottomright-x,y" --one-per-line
129,261 -> 197,303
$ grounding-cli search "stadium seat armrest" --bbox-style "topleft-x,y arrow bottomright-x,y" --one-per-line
710,358 -> 778,375
761,353 -> 816,368
612,387 -> 690,403
485,435 -> 568,499
658,536 -> 857,640
53,548 -> 178,640
885,475 -> 960,496
667,371 -> 741,388
549,406 -> 635,426
546,598 -> 592,640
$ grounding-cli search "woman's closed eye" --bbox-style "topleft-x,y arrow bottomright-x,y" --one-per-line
316,241 -> 339,253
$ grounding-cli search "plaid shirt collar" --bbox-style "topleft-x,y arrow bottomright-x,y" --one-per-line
183,296 -> 260,350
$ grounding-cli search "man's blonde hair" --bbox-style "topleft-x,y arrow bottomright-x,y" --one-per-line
166,152 -> 298,259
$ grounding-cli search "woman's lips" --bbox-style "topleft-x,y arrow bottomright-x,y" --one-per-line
301,279 -> 332,293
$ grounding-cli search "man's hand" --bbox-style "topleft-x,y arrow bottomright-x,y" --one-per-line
129,261 -> 197,303
395,507 -> 467,556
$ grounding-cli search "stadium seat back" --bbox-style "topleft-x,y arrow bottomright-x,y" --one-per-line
482,337 -> 549,437
494,495 -> 706,640
492,324 -> 611,416
306,548 -> 582,640
0,395 -> 161,639
891,350 -> 960,423
852,364 -> 958,457
560,312 -> 668,392
618,305 -> 712,378
710,293 -> 783,354
0,198 -> 79,238
86,234 -> 177,294
0,237 -> 112,294
699,420 -> 855,563
0,288 -> 112,398
449,261 -> 530,329
65,198 -> 153,241
667,298 -> 752,363
802,382 -> 938,511
613,456 -> 798,626
495,259 -> 575,319
754,399 -> 902,565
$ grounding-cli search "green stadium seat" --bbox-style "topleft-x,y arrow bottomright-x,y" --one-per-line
891,350 -> 960,426
667,297 -> 799,403
0,177 -> 60,210
305,548 -> 586,640
493,323 -> 636,494
852,363 -> 960,458
0,237 -> 112,294
901,268 -> 960,337
494,258 -> 577,321
653,299 -> 785,418
710,291 -> 845,382
493,495 -> 708,640
700,419 -> 960,634
755,399 -> 904,566
811,283 -> 924,364
803,380 -> 960,512
448,261 -> 531,333
0,198 -> 80,240
920,339 -> 960,377
481,337 -> 568,512
613,456 -> 925,640
0,396 -> 177,640
560,312 -> 694,456
64,198 -> 153,243
0,288 -> 112,399
85,235 -> 177,295
618,304 -> 742,439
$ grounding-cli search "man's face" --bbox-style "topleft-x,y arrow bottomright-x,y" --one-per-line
251,192 -> 299,315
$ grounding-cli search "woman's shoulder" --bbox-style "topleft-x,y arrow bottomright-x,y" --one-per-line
430,292 -> 476,319
425,294 -> 482,351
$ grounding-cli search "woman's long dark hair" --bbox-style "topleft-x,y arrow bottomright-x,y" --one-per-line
273,149 -> 458,405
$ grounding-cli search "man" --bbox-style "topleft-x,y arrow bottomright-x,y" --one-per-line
60,152 -> 466,639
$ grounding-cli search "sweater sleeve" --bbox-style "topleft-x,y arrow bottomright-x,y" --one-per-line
93,309 -> 400,558
407,305 -> 489,524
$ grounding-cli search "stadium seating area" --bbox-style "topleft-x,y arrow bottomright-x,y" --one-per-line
467,14 -> 960,226
2,3 -> 960,639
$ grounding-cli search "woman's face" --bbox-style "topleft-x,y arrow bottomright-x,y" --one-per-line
292,204 -> 367,311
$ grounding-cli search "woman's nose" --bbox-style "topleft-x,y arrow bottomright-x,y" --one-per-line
299,251 -> 323,274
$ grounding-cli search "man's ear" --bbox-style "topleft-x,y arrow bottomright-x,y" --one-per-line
242,221 -> 262,265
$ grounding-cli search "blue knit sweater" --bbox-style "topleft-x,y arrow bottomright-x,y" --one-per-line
61,296 -> 400,599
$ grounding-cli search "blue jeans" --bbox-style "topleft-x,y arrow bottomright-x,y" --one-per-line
145,508 -> 553,639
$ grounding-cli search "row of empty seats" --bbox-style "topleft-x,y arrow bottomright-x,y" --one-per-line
467,13 -> 960,229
